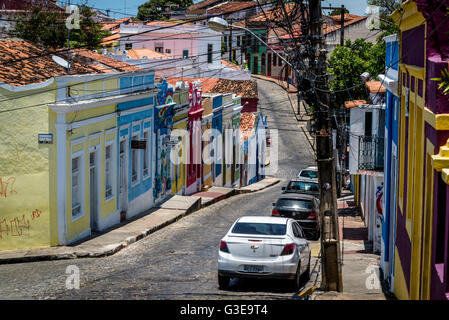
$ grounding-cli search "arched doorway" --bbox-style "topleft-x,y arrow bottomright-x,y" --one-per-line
253,55 -> 258,75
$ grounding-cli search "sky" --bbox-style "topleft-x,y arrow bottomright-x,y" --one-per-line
75,0 -> 370,19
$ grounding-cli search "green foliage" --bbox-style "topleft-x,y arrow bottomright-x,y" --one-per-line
137,0 -> 193,21
432,68 -> 449,96
328,7 -> 349,17
367,0 -> 400,19
12,2 -> 108,49
328,19 -> 399,108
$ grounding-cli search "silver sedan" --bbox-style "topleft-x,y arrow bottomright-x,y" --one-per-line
218,216 -> 311,289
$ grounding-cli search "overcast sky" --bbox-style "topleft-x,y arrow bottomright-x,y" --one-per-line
79,0 -> 370,19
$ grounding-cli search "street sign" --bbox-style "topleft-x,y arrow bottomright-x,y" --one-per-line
38,133 -> 53,144
131,140 -> 146,149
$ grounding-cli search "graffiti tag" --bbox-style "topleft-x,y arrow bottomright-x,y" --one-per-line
0,209 -> 42,239
0,177 -> 18,199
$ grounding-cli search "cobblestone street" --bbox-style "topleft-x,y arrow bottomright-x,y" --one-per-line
0,79 -> 317,300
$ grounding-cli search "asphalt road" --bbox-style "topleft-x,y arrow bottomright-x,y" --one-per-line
0,78 -> 316,300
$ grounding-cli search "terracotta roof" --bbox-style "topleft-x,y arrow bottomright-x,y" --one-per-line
188,0 -> 222,11
210,78 -> 258,99
344,100 -> 368,109
165,77 -> 220,93
0,0 -> 63,11
0,39 -> 99,86
240,112 -> 256,141
126,48 -> 171,60
101,33 -> 120,46
188,1 -> 257,15
323,14 -> 368,35
73,48 -> 140,72
365,81 -> 386,94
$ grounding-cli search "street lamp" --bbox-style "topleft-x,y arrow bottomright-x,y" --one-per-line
207,17 -> 300,74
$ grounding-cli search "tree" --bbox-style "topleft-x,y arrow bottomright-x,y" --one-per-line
328,19 -> 400,108
12,2 -> 109,49
367,0 -> 400,19
328,7 -> 349,17
137,0 -> 193,21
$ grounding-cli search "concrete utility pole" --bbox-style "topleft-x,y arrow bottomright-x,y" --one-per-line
309,0 -> 343,292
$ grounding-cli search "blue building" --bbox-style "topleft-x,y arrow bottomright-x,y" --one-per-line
116,71 -> 157,220
379,34 -> 400,291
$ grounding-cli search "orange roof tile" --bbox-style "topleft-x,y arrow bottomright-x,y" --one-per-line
344,100 -> 368,109
240,112 -> 256,141
0,39 -> 99,86
72,48 -> 140,72
126,48 -> 171,60
365,81 -> 386,94
221,59 -> 240,70
101,33 -> 120,46
166,77 -> 220,93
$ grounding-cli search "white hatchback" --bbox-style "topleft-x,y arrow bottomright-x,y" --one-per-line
218,216 -> 311,289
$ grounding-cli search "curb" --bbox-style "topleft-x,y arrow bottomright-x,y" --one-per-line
0,178 -> 280,265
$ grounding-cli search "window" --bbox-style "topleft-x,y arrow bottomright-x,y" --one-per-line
143,131 -> 150,178
276,199 -> 313,209
165,48 -> 171,54
183,49 -> 189,59
207,44 -> 213,63
223,36 -> 228,50
155,46 -> 164,53
131,134 -> 139,184
231,222 -> 287,235
105,144 -> 113,199
273,54 -> 277,66
125,43 -> 132,50
72,156 -> 82,217
365,112 -> 373,136
237,35 -> 241,47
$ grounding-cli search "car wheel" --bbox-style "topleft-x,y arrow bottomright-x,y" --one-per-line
302,255 -> 311,282
293,263 -> 302,290
218,274 -> 230,289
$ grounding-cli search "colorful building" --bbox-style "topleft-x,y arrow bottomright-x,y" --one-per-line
379,33 -> 400,292
392,0 -> 449,300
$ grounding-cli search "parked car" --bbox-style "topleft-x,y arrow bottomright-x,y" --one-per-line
272,193 -> 320,240
218,216 -> 311,290
282,178 -> 319,197
297,166 -> 318,179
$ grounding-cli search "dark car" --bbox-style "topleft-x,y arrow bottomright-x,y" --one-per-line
282,178 -> 319,197
272,193 -> 320,240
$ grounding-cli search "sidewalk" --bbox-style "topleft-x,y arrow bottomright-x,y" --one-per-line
251,74 -> 298,94
0,178 -> 280,265
308,196 -> 392,300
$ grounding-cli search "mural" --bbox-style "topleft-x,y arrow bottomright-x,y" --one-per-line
375,182 -> 384,253
154,79 -> 176,200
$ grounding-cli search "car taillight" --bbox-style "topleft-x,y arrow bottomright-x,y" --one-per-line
220,241 -> 229,253
272,209 -> 280,216
281,243 -> 295,256
307,212 -> 317,219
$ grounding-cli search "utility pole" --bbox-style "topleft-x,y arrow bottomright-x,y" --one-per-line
309,0 -> 343,292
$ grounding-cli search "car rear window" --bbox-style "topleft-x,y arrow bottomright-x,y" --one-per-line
300,170 -> 318,179
231,222 -> 286,236
276,199 -> 313,209
287,181 -> 319,192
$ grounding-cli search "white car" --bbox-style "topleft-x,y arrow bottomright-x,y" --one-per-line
218,216 -> 311,289
297,166 -> 318,180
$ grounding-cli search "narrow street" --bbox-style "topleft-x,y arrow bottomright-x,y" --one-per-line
0,79 -> 316,300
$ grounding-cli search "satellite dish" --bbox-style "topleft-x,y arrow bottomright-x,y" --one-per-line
52,55 -> 70,69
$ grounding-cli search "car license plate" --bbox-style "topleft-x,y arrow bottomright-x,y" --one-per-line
243,265 -> 264,273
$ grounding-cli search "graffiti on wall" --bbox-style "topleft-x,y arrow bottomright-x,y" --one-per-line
0,177 -> 18,199
374,183 -> 384,253
0,209 -> 42,239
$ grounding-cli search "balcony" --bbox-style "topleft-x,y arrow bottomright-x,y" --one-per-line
358,135 -> 384,171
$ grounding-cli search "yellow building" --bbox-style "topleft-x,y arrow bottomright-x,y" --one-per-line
0,39 -> 156,250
